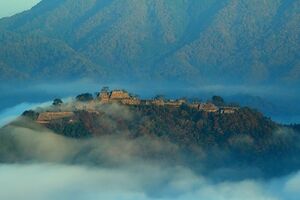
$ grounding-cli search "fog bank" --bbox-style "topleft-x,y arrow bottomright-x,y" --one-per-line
0,163 -> 299,200
0,105 -> 300,200
1,79 -> 300,124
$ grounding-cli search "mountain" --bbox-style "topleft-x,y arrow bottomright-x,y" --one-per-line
0,31 -> 105,81
0,0 -> 299,84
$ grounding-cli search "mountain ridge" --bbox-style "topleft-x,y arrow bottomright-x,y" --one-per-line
0,0 -> 299,84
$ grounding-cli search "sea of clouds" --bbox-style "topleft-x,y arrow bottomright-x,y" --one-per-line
0,163 -> 299,200
0,115 -> 299,200
0,80 -> 300,199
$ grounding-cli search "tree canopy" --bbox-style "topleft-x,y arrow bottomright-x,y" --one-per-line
212,96 -> 225,106
76,93 -> 94,102
52,98 -> 63,106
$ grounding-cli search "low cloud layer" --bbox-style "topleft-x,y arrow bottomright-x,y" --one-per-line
0,101 -> 51,127
0,163 -> 299,200
1,79 -> 300,124
0,120 -> 299,200
0,81 -> 300,199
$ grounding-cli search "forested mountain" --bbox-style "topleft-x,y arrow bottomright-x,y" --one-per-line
0,31 -> 105,81
0,0 -> 299,84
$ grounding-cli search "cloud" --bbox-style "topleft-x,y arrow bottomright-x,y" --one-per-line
0,163 -> 300,200
0,120 -> 179,165
284,174 -> 300,200
1,79 -> 300,125
0,121 -> 300,200
0,101 -> 51,127
0,87 -> 300,200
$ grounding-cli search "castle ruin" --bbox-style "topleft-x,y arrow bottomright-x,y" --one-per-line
97,87 -> 238,114
36,87 -> 239,124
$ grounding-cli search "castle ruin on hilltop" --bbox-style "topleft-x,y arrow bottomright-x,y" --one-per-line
98,87 -> 187,107
34,87 -> 239,124
97,87 -> 238,114
99,88 -> 141,105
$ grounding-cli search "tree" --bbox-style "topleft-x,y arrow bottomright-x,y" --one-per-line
130,93 -> 139,99
101,86 -> 110,92
53,98 -> 63,106
154,95 -> 165,100
94,92 -> 100,98
22,110 -> 39,120
76,93 -> 94,102
212,96 -> 225,106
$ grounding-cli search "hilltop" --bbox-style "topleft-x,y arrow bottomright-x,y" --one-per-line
0,0 -> 299,84
25,87 -> 240,125
10,87 -> 298,178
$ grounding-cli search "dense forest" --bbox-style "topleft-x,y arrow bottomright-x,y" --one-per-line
0,0 -> 299,84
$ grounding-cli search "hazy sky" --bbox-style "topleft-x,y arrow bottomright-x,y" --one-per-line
0,0 -> 40,18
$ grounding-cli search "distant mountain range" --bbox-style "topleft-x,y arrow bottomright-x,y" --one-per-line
0,0 -> 299,84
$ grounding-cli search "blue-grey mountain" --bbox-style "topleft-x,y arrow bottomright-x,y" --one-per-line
0,0 -> 299,84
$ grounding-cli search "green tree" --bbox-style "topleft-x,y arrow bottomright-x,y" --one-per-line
22,110 -> 39,120
154,95 -> 165,100
212,96 -> 225,106
76,93 -> 94,102
53,98 -> 63,106
101,86 -> 110,92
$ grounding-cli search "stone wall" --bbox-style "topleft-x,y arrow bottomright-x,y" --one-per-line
121,98 -> 141,105
219,107 -> 239,114
165,101 -> 183,107
151,99 -> 165,106
99,92 -> 110,103
96,88 -> 238,114
199,103 -> 219,113
110,91 -> 130,99
37,112 -> 74,124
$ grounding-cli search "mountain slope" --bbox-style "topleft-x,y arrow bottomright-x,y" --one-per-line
0,0 -> 299,84
0,62 -> 27,80
0,31 -> 105,80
